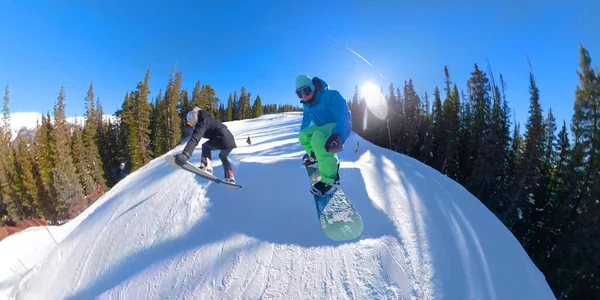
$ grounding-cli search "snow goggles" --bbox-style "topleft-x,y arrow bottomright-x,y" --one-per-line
295,85 -> 313,99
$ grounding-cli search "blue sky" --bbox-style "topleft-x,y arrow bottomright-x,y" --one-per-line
1,0 -> 598,131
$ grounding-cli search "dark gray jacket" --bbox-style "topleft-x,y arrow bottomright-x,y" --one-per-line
183,110 -> 237,155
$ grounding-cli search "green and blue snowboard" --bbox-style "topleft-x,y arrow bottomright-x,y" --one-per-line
305,165 -> 363,241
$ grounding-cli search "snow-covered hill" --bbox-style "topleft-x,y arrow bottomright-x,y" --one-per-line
2,112 -> 117,140
0,112 -> 555,299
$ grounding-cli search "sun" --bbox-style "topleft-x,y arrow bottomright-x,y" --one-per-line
360,81 -> 387,120
361,82 -> 380,101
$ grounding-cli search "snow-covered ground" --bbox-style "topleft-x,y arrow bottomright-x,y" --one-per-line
0,112 -> 555,299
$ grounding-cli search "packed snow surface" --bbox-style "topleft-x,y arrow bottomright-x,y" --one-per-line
0,112 -> 554,299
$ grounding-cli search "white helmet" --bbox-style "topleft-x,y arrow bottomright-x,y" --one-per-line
186,107 -> 201,127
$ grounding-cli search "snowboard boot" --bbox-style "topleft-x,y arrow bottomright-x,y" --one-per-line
225,170 -> 236,184
311,181 -> 337,197
302,152 -> 318,167
199,157 -> 213,175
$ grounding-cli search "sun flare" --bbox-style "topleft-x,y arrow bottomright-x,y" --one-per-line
360,81 -> 387,120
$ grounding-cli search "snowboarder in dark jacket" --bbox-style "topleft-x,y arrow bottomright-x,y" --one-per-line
174,107 -> 237,183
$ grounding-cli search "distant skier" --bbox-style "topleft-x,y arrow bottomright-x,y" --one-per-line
296,74 -> 352,197
173,107 -> 237,183
118,162 -> 126,179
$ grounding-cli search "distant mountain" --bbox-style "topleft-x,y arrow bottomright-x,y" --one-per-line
2,112 -> 118,141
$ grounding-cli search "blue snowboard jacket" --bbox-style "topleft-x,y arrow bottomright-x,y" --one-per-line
300,77 -> 352,141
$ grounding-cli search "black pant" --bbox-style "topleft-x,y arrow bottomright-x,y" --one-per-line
201,140 -> 233,178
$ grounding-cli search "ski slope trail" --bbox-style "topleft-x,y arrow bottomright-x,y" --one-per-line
1,112 -> 554,299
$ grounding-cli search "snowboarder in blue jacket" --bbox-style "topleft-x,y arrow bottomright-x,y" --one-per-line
296,74 -> 352,197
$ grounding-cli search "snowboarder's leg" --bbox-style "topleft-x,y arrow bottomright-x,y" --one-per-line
298,125 -> 319,156
310,123 -> 338,185
200,142 -> 214,174
219,148 -> 235,182
299,125 -> 320,166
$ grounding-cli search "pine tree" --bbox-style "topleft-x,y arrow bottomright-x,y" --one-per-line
225,93 -> 233,121
572,45 -> 599,212
485,71 -> 512,213
504,73 -> 545,232
148,96 -> 158,155
233,90 -> 239,120
394,85 -> 404,150
179,89 -> 190,134
51,85 -> 85,219
543,109 -> 557,170
218,103 -> 225,122
5,146 -> 24,221
95,98 -> 104,133
350,85 -> 363,134
238,87 -> 247,120
0,85 -> 12,222
554,121 -> 571,204
418,90 -> 433,164
153,89 -> 167,157
497,74 -> 514,208
238,86 -> 248,120
440,81 -> 461,179
252,95 -> 262,118
438,66 -> 453,164
102,120 -> 123,187
28,139 -> 46,219
120,91 -> 142,171
430,86 -> 444,168
551,45 -> 600,298
1,85 -> 9,137
402,80 -> 420,155
200,84 -> 219,118
82,83 -> 106,192
33,113 -> 56,220
457,90 -> 473,184
95,98 -> 110,182
13,135 -> 38,218
246,92 -> 253,119
466,64 -> 495,199
191,80 -> 203,109
71,123 -> 95,196
545,119 -> 577,297
83,83 -> 98,150
207,84 -> 220,118
135,70 -> 153,164
165,68 -> 182,149
418,91 -> 432,161
522,108 -> 558,272
0,86 -> 24,222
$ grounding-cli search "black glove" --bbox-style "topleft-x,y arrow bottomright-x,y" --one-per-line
325,134 -> 344,153
302,152 -> 317,166
174,151 -> 190,166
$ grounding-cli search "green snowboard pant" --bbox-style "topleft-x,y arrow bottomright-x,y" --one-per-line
299,123 -> 338,184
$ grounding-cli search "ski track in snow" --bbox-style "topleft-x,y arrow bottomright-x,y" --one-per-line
0,112 -> 555,300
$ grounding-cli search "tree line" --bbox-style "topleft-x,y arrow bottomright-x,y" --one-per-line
349,44 -> 598,299
0,66 -> 301,226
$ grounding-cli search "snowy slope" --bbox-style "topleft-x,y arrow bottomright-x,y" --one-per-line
0,112 -> 555,299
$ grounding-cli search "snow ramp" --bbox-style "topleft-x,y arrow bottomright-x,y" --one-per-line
1,112 -> 555,299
